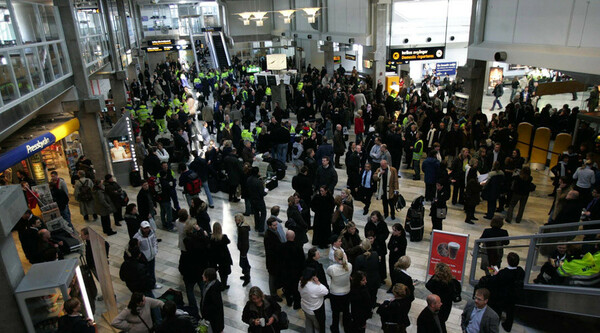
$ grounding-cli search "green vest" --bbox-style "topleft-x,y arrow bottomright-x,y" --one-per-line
255,127 -> 262,136
137,105 -> 150,122
241,129 -> 254,142
249,76 -> 255,83
297,82 -> 304,91
412,139 -> 424,160
193,78 -> 200,84
242,90 -> 248,101
265,87 -> 271,96
220,122 -> 233,131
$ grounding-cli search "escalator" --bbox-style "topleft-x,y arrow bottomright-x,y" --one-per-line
469,223 -> 600,325
205,31 -> 231,70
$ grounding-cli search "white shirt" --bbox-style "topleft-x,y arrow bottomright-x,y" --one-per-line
326,262 -> 352,295
111,146 -> 127,160
329,246 -> 347,262
134,230 -> 158,261
573,166 -> 595,189
156,148 -> 170,163
298,281 -> 329,315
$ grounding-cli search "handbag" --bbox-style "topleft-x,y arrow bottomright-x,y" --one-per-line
452,279 -> 462,303
435,207 -> 447,219
120,191 -> 129,206
278,311 -> 289,330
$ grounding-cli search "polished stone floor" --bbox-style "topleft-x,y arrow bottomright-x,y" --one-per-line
13,88 -> 581,333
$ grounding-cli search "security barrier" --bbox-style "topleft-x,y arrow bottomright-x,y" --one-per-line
550,133 -> 572,168
530,127 -> 551,170
516,122 -> 533,159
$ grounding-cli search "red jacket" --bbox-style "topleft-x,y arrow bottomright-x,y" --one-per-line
354,117 -> 364,134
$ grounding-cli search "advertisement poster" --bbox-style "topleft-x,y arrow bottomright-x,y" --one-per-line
108,137 -> 132,162
427,230 -> 469,282
488,67 -> 504,89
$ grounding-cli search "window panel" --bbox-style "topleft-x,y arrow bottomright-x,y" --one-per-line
0,1 -> 16,47
13,2 -> 42,44
0,52 -> 16,102
24,47 -> 43,88
57,43 -> 69,74
9,50 -> 32,95
40,5 -> 59,41
38,46 -> 53,83
49,43 -> 61,77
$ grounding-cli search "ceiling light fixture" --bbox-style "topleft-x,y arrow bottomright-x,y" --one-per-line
279,9 -> 295,24
252,11 -> 267,26
237,12 -> 253,26
302,7 -> 320,23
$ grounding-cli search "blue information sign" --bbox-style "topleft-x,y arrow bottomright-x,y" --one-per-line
436,62 -> 457,76
0,132 -> 56,171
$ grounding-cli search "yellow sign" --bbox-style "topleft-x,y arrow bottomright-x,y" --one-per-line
392,52 -> 400,60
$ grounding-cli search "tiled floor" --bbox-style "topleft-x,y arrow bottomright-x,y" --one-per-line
13,88 -> 579,333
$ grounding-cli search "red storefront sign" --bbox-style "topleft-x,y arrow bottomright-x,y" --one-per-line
427,230 -> 469,283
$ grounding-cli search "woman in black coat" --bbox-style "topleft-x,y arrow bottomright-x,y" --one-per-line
430,182 -> 450,230
464,162 -> 483,224
57,298 -> 95,333
124,203 -> 141,239
190,197 -> 211,233
341,222 -> 363,265
209,222 -> 233,290
349,271 -> 372,333
305,247 -> 329,290
241,287 -> 283,333
390,255 -> 414,297
286,196 -> 309,244
479,216 -> 510,273
201,268 -> 224,333
180,221 -> 210,311
425,262 -> 458,325
364,211 -> 390,281
482,161 -> 504,219
377,283 -> 414,331
293,192 -> 311,228
354,239 -> 381,307
387,224 -> 407,271
311,186 -> 335,247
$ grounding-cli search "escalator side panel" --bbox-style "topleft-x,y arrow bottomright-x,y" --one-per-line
517,288 -> 600,318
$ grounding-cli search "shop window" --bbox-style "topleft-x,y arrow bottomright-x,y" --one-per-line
48,43 -> 61,77
0,52 -> 16,103
39,5 -> 59,41
13,2 -> 42,44
38,46 -> 53,83
9,50 -> 32,95
23,47 -> 43,88
0,1 -> 16,47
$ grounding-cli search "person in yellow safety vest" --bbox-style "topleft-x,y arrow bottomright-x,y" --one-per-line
173,97 -> 182,109
254,125 -> 262,136
242,65 -> 246,73
194,77 -> 201,87
214,82 -> 219,90
125,102 -> 134,113
150,97 -> 159,108
265,87 -> 272,96
241,89 -> 248,102
241,128 -> 254,142
297,81 -> 304,91
289,125 -> 296,134
390,90 -> 398,99
136,104 -> 151,123
412,132 -> 424,180
220,122 -> 233,131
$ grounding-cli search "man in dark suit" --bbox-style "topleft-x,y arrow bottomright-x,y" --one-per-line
281,230 -> 306,309
358,162 -> 376,215
264,217 -> 284,302
489,252 -> 525,332
485,143 -> 505,171
461,288 -> 500,333
417,294 -> 447,333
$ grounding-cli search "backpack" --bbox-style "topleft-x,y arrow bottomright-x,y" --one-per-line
77,179 -> 93,202
185,172 -> 202,195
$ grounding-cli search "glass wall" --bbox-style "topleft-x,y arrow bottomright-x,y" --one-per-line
0,1 -> 70,107
76,8 -> 109,75
140,2 -> 221,37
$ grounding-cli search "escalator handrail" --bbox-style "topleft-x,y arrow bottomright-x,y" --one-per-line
538,220 -> 600,232
205,32 -> 219,69
218,31 -> 232,67
470,228 -> 600,295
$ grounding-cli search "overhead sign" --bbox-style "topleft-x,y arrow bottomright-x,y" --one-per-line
345,54 -> 356,61
436,62 -> 457,76
148,39 -> 174,46
144,45 -> 191,53
386,60 -> 398,71
427,230 -> 469,283
333,56 -> 341,64
201,27 -> 223,32
390,46 -> 446,62
266,54 -> 287,71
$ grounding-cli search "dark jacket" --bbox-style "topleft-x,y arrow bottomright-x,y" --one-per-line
282,240 -> 305,286
155,316 -> 195,333
378,296 -> 413,329
92,186 -> 114,216
223,154 -> 243,186
189,156 -> 210,182
430,187 -> 449,218
333,130 -> 346,154
364,220 -> 390,256
354,251 -> 381,289
179,230 -> 210,282
237,222 -> 250,256
461,300 -> 500,333
201,280 -> 224,332
464,177 -> 482,206
391,269 -> 414,296
482,170 -> 504,201
480,227 -> 509,267
210,235 -> 233,275
341,231 -> 362,264
264,229 -> 283,274
143,154 -> 162,178
57,314 -> 95,333
292,173 -> 313,203
388,234 -> 407,264
241,296 -> 282,333
246,174 -> 266,202
425,277 -> 456,323
349,285 -> 372,327
286,205 -> 308,244
422,157 -> 440,184
305,258 -> 329,289
315,164 -> 338,193
119,252 -> 154,293
124,213 -> 141,239
315,142 -> 334,162
417,306 -> 447,333
136,188 -> 156,220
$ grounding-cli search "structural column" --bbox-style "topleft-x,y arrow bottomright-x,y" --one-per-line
55,0 -> 112,177
457,59 -> 486,115
323,41 -> 334,76
373,1 -> 389,87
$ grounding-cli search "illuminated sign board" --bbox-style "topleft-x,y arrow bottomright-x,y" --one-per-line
148,39 -> 175,46
345,54 -> 356,61
144,45 -> 191,52
333,56 -> 341,64
390,47 -> 446,63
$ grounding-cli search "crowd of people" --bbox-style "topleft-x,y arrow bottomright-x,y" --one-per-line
8,50 -> 600,333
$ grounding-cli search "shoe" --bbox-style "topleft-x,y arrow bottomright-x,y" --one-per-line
465,220 -> 474,225
505,219 -> 512,224
384,215 -> 389,219
293,304 -> 301,310
274,295 -> 283,302
83,215 -> 89,221
363,209 -> 368,215
242,279 -> 251,287
115,221 -> 122,226
413,177 -> 420,181
472,217 -> 479,221
221,285 -> 230,291
502,322 -> 512,332
483,215 -> 493,219
391,216 -> 396,220
373,302 -> 381,308
106,230 -> 117,236
209,205 -> 215,208
495,208 -> 504,213
232,198 -> 241,202
153,284 -> 162,289
157,238 -> 163,242
93,214 -> 98,219
547,193 -> 555,197
243,213 -> 251,216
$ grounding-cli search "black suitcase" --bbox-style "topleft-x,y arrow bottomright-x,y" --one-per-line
129,170 -> 142,187
265,177 -> 278,191
208,176 -> 219,193
405,196 -> 425,242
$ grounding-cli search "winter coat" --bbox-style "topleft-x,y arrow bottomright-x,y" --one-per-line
92,186 -> 114,216
74,178 -> 95,216
286,204 -> 309,244
209,235 -> 233,275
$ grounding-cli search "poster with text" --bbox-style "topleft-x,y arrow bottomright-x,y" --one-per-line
427,230 -> 469,283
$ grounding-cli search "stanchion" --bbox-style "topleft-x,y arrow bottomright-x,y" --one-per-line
530,127 -> 551,170
516,122 -> 533,159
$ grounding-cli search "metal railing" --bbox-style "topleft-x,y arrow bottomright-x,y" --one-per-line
470,228 -> 600,296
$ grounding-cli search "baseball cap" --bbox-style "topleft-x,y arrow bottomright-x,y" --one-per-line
140,221 -> 151,228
